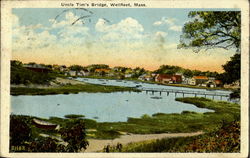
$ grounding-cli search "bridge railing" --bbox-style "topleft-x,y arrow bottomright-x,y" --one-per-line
138,88 -> 230,97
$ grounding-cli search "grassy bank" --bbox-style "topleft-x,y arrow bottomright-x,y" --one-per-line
109,121 -> 240,152
11,83 -> 139,95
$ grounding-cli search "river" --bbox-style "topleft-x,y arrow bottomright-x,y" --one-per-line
11,78 -> 231,122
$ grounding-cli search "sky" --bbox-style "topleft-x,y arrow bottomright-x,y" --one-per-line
12,8 -> 238,72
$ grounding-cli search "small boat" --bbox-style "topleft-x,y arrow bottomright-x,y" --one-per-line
33,118 -> 58,129
206,89 -> 215,91
135,85 -> 142,88
150,96 -> 162,99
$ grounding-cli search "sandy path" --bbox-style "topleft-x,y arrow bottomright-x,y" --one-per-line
84,131 -> 203,152
54,77 -> 86,86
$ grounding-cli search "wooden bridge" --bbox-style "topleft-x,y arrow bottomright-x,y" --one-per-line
137,88 -> 230,100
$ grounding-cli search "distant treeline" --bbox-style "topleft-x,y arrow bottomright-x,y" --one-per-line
11,54 -> 240,85
11,60 -> 55,85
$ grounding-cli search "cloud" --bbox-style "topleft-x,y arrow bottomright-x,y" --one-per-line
169,25 -> 182,32
12,14 -> 57,50
50,12 -> 82,28
153,17 -> 176,26
155,31 -> 167,37
12,11 -> 92,51
153,17 -> 182,32
153,21 -> 162,26
95,17 -> 145,42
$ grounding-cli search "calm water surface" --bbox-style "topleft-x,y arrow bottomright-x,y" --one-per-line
11,78 -> 231,122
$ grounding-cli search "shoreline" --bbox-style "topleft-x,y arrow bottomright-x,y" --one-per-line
10,77 -> 139,95
10,77 -> 232,96
77,76 -> 233,91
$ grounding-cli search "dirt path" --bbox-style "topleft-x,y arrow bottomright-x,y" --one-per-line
84,131 -> 204,152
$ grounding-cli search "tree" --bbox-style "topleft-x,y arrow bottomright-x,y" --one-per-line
220,54 -> 240,84
183,69 -> 193,77
69,65 -> 84,71
178,11 -> 240,52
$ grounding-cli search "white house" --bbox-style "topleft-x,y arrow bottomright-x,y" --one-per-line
125,74 -> 133,78
69,71 -> 77,76
78,70 -> 90,76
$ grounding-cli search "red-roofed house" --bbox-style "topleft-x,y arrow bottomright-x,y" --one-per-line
155,74 -> 182,84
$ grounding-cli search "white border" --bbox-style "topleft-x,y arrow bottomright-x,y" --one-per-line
1,0 -> 249,157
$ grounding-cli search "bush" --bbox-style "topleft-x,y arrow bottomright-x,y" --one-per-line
10,115 -> 89,152
60,119 -> 89,152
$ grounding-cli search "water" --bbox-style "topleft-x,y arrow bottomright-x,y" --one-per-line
11,78 -> 231,122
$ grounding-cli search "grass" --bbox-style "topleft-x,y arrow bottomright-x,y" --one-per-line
108,121 -> 240,152
94,97 -> 239,136
11,83 -> 139,95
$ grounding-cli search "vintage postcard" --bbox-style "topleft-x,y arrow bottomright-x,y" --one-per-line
1,0 -> 249,157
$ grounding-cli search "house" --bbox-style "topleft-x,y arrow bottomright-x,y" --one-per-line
189,76 -> 209,86
125,74 -> 133,78
155,74 -> 182,84
23,64 -> 50,73
171,75 -> 182,83
138,74 -> 154,81
214,80 -> 223,87
155,74 -> 170,83
78,70 -> 90,76
138,74 -> 147,81
182,77 -> 191,85
94,69 -> 111,76
59,65 -> 67,72
69,71 -> 77,76
95,68 -> 110,73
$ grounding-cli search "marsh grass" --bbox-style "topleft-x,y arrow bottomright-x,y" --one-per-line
11,83 -> 139,95
96,97 -> 240,135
